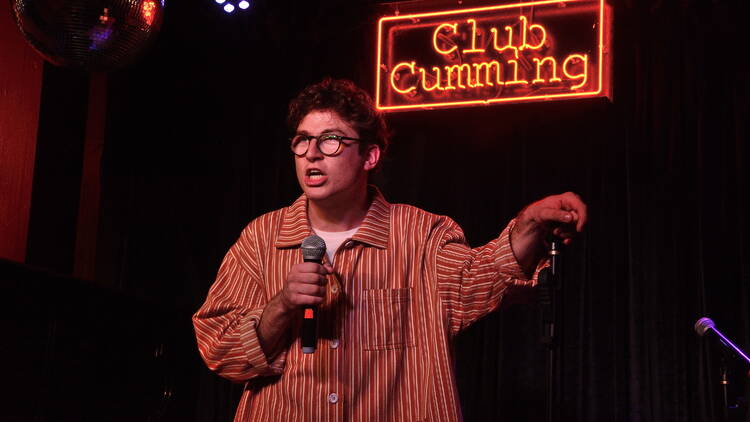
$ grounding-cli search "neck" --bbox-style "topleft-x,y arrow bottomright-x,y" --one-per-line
308,185 -> 370,232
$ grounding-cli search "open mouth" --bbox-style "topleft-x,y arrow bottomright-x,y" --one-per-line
305,168 -> 327,186
306,168 -> 325,179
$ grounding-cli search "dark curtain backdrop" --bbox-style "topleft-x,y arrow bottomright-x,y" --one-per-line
93,0 -> 749,420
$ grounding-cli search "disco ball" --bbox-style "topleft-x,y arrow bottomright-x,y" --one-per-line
10,0 -> 165,71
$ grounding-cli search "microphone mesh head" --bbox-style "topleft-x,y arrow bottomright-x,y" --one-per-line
301,235 -> 326,261
694,317 -> 715,336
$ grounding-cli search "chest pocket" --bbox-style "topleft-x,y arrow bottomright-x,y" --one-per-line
362,288 -> 415,351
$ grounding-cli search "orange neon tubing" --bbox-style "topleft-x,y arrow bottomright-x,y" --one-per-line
375,0 -> 607,111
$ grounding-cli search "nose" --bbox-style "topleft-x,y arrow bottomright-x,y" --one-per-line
305,138 -> 324,161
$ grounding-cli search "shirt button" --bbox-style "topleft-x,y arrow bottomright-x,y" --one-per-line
343,240 -> 354,248
328,393 -> 339,404
330,339 -> 340,349
331,285 -> 339,294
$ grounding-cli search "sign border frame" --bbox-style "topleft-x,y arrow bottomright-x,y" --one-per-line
375,0 -> 608,111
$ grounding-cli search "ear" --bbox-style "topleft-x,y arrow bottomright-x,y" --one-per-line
362,145 -> 381,171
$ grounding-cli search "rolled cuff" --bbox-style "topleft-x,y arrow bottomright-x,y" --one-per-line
239,308 -> 287,377
496,218 -> 548,286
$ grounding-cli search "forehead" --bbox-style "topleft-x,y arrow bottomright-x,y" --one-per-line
296,110 -> 358,136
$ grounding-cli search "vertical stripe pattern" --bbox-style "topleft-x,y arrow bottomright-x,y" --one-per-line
193,187 -> 541,421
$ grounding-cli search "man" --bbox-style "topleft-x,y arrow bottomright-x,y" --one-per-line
193,78 -> 587,421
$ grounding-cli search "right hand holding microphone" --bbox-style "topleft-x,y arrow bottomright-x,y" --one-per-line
258,262 -> 332,359
279,262 -> 332,311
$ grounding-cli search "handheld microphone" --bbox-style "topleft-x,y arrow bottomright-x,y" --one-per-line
301,235 -> 326,354
694,317 -> 750,376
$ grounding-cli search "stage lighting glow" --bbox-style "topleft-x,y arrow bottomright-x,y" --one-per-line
142,0 -> 157,25
213,0 -> 250,13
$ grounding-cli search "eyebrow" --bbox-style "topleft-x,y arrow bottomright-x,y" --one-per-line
295,128 -> 347,136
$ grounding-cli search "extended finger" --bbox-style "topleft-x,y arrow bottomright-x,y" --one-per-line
571,204 -> 587,232
538,208 -> 575,225
558,193 -> 587,231
576,206 -> 587,232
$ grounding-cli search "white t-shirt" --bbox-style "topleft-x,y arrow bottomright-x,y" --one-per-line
313,227 -> 359,264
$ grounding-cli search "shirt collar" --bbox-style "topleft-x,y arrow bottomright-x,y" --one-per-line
274,185 -> 390,249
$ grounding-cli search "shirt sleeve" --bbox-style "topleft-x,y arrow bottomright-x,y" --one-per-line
192,225 -> 286,382
435,218 -> 547,335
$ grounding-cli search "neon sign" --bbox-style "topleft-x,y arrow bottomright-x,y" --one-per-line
375,0 -> 611,111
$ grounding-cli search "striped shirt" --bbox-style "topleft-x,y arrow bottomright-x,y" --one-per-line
193,187 -> 541,421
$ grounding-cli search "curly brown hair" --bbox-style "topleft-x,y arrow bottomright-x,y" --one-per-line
287,78 -> 389,161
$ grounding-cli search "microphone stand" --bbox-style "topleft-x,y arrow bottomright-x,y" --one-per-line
697,318 -> 750,422
720,357 -> 729,422
539,240 -> 562,422
717,348 -> 748,422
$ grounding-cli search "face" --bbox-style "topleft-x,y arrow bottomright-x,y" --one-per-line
294,110 -> 379,206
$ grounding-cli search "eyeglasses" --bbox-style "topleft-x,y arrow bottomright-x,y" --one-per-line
290,134 -> 360,157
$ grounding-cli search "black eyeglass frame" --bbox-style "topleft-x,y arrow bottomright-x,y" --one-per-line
290,134 -> 361,157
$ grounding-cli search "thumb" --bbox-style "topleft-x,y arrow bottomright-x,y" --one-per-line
538,208 -> 574,225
